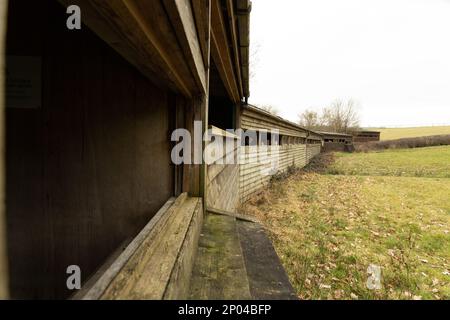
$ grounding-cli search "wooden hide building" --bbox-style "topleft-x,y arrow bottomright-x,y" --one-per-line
353,130 -> 381,143
318,131 -> 354,152
0,0 -> 253,300
0,0 -> 324,300
239,105 -> 322,202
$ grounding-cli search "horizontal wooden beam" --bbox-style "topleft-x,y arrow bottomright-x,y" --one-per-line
226,0 -> 243,97
210,0 -> 241,103
58,0 -> 207,97
0,0 -> 8,300
191,0 -> 210,69
163,0 -> 206,94
237,0 -> 251,98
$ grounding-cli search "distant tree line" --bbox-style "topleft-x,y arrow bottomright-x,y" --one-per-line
254,99 -> 361,134
298,99 -> 361,134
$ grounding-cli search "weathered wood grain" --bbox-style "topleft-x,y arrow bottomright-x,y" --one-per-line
188,214 -> 252,300
75,197 -> 177,300
239,145 -> 308,202
236,0 -> 251,97
58,0 -> 205,97
237,221 -> 298,300
164,199 -> 203,300
100,195 -> 201,300
206,128 -> 240,213
191,0 -> 210,67
242,105 -> 309,138
225,0 -> 243,97
6,1 -> 176,299
163,0 -> 206,93
210,0 -> 240,102
0,0 -> 8,300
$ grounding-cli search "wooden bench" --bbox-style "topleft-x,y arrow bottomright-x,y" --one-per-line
74,193 -> 203,300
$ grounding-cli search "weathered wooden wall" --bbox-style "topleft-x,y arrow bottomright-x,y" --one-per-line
238,106 -> 325,203
306,144 -> 322,162
240,144 -> 308,203
353,132 -> 381,143
0,0 -> 8,300
5,1 -> 177,299
206,128 -> 240,213
241,107 -> 308,138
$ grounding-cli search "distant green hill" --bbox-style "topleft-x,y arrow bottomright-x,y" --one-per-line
368,126 -> 450,141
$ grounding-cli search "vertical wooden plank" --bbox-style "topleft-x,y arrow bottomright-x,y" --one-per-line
163,0 -> 207,94
0,0 -> 8,300
5,0 -> 46,298
5,1 -> 177,298
185,95 -> 208,200
225,0 -> 243,97
183,100 -> 194,195
200,0 -> 211,209
235,102 -> 242,130
182,97 -> 202,197
173,95 -> 186,196
185,0 -> 211,203
191,0 -> 209,67
193,95 -> 204,198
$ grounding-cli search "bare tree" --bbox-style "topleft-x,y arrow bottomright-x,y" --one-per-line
298,109 -> 320,129
258,104 -> 280,116
342,99 -> 360,132
322,99 -> 361,133
249,42 -> 261,81
298,99 -> 361,133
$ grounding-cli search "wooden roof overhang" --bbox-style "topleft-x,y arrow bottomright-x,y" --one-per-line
211,0 -> 251,103
316,131 -> 353,140
58,1 -> 250,103
58,0 -> 207,97
236,0 -> 251,99
355,131 -> 381,135
307,131 -> 324,141
241,104 -> 312,139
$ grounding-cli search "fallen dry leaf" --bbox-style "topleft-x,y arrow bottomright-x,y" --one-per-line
319,284 -> 331,289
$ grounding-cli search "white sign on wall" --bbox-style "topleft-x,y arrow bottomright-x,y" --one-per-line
6,56 -> 42,109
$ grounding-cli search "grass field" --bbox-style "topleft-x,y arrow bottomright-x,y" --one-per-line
371,126 -> 450,141
242,147 -> 450,300
329,146 -> 450,178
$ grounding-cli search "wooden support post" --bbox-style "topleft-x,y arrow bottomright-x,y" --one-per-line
226,0 -> 243,97
0,0 -> 9,300
184,0 -> 211,210
235,102 -> 242,130
200,0 -> 212,212
210,0 -> 240,103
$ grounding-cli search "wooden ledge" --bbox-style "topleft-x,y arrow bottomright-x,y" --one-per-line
75,193 -> 203,300
207,207 -> 261,225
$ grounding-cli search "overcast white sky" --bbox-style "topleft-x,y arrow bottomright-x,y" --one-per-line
249,0 -> 450,127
